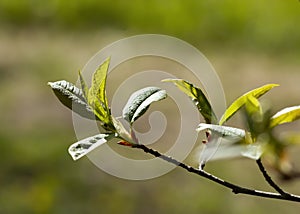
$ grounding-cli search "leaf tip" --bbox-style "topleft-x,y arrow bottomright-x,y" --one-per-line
68,148 -> 81,161
161,78 -> 171,83
103,56 -> 112,64
47,81 -> 54,87
269,83 -> 280,88
196,123 -> 205,132
161,78 -> 181,83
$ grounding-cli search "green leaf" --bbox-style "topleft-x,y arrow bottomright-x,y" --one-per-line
87,57 -> 114,130
122,87 -> 167,124
269,106 -> 300,128
244,95 -> 264,139
219,84 -> 279,125
48,80 -> 96,119
68,133 -> 114,160
79,70 -> 89,99
245,95 -> 262,115
196,123 -> 246,140
163,79 -> 217,124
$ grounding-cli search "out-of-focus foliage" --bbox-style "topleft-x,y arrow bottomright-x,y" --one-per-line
0,0 -> 300,52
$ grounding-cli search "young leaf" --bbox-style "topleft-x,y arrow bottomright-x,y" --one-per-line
245,95 -> 262,116
112,117 -> 135,144
78,70 -> 89,99
197,123 -> 246,140
241,133 -> 269,160
196,123 -> 245,168
199,132 -> 222,168
88,57 -> 114,130
68,133 -> 114,160
244,95 -> 265,139
122,87 -> 167,124
199,139 -> 263,167
163,79 -> 217,124
240,143 -> 265,160
269,106 -> 300,128
200,143 -> 246,163
197,124 -> 262,167
219,84 -> 279,125
48,80 -> 96,119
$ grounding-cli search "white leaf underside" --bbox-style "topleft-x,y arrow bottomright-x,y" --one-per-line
68,134 -> 110,160
131,90 -> 167,122
48,80 -> 86,102
122,87 -> 167,124
200,140 -> 264,163
197,123 -> 262,167
197,123 -> 246,139
271,105 -> 300,118
48,80 -> 96,119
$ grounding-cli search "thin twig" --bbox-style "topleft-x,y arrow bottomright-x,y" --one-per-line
256,159 -> 289,196
131,144 -> 300,203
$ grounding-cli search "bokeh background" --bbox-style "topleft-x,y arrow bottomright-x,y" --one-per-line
1,0 -> 300,213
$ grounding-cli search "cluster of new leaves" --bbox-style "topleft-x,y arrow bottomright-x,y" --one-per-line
169,80 -> 300,176
49,57 -> 300,178
48,57 -> 167,160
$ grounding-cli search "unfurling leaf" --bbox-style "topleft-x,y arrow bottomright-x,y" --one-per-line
219,84 -> 279,125
122,87 -> 167,124
87,57 -> 114,130
48,80 -> 96,119
163,79 -> 217,124
270,106 -> 300,128
68,134 -> 114,160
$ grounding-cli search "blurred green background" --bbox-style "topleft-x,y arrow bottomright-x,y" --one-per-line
1,0 -> 300,213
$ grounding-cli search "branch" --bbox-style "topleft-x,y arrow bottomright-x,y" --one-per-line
256,159 -> 289,196
131,144 -> 300,203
